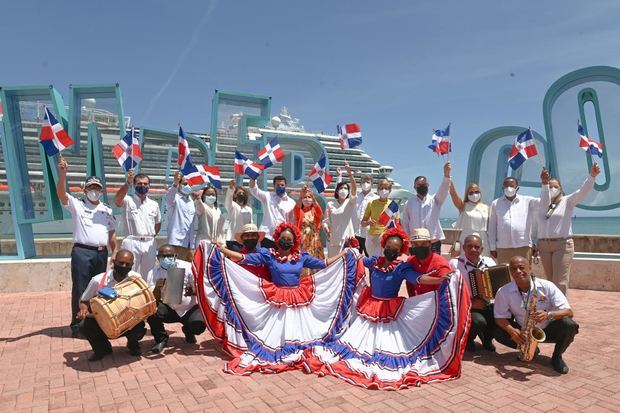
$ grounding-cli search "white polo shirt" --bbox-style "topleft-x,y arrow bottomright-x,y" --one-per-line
165,187 -> 196,248
147,260 -> 196,317
120,194 -> 161,237
80,270 -> 141,302
488,194 -> 540,250
494,277 -> 570,329
401,177 -> 451,241
64,194 -> 115,247
249,186 -> 295,239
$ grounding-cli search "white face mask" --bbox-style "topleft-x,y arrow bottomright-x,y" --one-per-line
378,189 -> 390,199
361,182 -> 372,192
549,187 -> 561,199
504,187 -> 517,198
180,184 -> 192,195
338,189 -> 349,199
468,193 -> 481,203
86,190 -> 101,202
302,198 -> 313,207
205,195 -> 217,205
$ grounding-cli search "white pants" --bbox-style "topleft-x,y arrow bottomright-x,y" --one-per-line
121,237 -> 157,280
365,234 -> 382,257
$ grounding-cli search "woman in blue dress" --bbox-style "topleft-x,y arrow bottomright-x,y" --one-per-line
193,222 -> 362,375
305,227 -> 472,390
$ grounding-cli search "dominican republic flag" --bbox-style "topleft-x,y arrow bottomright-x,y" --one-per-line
112,127 -> 142,172
258,138 -> 285,168
578,122 -> 603,158
508,128 -> 538,170
428,124 -> 451,155
235,151 -> 264,180
338,123 -> 362,149
178,125 -> 192,169
39,106 -> 74,156
378,200 -> 399,227
181,160 -> 221,189
309,153 -> 333,194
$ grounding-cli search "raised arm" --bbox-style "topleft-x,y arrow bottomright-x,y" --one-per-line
225,180 -> 235,213
345,160 -> 357,197
56,156 -> 69,205
115,169 -> 133,207
435,162 -> 452,205
249,179 -> 268,203
449,180 -> 464,212
566,163 -> 599,207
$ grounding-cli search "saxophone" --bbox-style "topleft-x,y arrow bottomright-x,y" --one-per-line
518,280 -> 546,362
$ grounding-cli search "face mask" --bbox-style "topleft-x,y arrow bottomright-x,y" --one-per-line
302,198 -> 313,207
86,190 -> 101,202
278,238 -> 294,249
180,184 -> 192,195
504,187 -> 517,198
159,256 -> 176,270
242,239 -> 259,251
205,195 -> 217,205
468,193 -> 481,203
383,248 -> 399,262
549,187 -> 561,199
416,186 -> 429,197
338,189 -> 349,199
361,182 -> 372,192
275,186 -> 286,197
236,193 -> 247,203
135,186 -> 149,195
378,189 -> 390,199
113,264 -> 131,278
410,246 -> 431,261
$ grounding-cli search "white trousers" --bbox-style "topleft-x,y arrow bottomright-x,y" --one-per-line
121,237 -> 157,280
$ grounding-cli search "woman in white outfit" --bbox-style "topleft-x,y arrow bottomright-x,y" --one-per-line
449,181 -> 490,253
323,161 -> 357,257
195,186 -> 225,246
224,180 -> 253,250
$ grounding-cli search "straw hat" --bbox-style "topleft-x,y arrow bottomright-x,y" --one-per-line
235,223 -> 265,245
410,228 -> 431,242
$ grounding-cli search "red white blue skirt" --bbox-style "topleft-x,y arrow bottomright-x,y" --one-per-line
304,272 -> 471,390
193,241 -> 363,375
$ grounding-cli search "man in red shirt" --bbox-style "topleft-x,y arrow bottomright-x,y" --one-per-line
236,224 -> 271,280
406,228 -> 453,296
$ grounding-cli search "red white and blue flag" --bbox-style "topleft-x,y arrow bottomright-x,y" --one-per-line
258,138 -> 285,168
378,200 -> 399,227
428,124 -> 451,155
309,153 -> 332,194
39,106 -> 74,156
112,127 -> 142,172
508,128 -> 538,170
338,123 -> 363,149
178,125 -> 192,169
578,122 -> 603,158
181,161 -> 221,189
235,151 -> 264,180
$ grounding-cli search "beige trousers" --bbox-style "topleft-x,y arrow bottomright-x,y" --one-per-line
537,238 -> 574,296
495,246 -> 532,266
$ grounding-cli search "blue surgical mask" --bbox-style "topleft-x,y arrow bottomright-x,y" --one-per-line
275,186 -> 286,197
180,184 -> 192,195
159,256 -> 176,270
135,186 -> 149,195
205,195 -> 217,205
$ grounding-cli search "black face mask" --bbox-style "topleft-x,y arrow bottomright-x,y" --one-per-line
278,238 -> 294,249
383,248 -> 399,262
416,185 -> 429,197
114,264 -> 132,278
242,239 -> 259,251
236,193 -> 247,203
410,246 -> 431,261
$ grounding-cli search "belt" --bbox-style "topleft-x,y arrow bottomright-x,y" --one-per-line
74,243 -> 107,251
128,235 -> 154,241
538,237 -> 572,242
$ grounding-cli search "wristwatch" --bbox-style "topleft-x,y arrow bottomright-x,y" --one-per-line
546,311 -> 554,321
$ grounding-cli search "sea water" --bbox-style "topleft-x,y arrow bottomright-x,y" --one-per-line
440,217 -> 620,236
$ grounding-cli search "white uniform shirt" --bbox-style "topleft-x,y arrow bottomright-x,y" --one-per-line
535,176 -> 595,239
354,191 -> 378,238
80,269 -> 141,302
449,255 -> 497,300
324,197 -> 357,251
494,277 -> 570,329
194,200 -> 225,245
249,186 -> 295,239
120,194 -> 161,237
148,260 -> 196,317
488,194 -> 540,250
224,188 -> 253,240
401,177 -> 451,241
165,187 -> 196,248
64,194 -> 115,246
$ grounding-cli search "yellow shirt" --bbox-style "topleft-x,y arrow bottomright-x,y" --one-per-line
363,199 -> 399,236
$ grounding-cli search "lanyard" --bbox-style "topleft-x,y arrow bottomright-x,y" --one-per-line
519,276 -> 535,308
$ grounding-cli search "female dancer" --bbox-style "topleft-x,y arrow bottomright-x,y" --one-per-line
294,186 -> 325,261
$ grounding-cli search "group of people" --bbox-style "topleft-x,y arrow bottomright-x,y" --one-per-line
56,152 -> 598,388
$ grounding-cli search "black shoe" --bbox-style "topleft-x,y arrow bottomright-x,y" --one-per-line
88,347 -> 111,362
182,326 -> 197,344
465,341 -> 476,353
127,342 -> 142,356
483,341 -> 496,352
551,356 -> 569,374
151,339 -> 168,354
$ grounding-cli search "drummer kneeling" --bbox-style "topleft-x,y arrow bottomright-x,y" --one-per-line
77,249 -> 146,361
147,244 -> 206,354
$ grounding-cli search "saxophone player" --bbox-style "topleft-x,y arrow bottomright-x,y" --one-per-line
493,256 -> 578,374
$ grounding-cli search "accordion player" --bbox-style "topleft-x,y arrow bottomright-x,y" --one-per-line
467,263 -> 511,301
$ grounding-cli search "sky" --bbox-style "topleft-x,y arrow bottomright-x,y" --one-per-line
2,0 -> 620,217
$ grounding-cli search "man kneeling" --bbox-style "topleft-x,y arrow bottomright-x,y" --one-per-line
494,256 -> 578,374
77,249 -> 146,361
147,244 -> 206,354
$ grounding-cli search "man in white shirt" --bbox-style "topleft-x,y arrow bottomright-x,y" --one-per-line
249,175 -> 295,248
56,157 -> 117,338
401,162 -> 451,254
76,249 -> 146,361
115,169 -> 161,279
488,176 -> 541,264
450,234 -> 497,352
147,244 -> 206,354
494,256 -> 578,374
353,175 -> 378,256
165,171 -> 196,261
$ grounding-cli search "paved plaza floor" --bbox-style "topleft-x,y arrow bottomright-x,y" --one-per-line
0,288 -> 618,412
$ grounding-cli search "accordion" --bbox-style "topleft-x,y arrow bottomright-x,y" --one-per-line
468,264 -> 511,301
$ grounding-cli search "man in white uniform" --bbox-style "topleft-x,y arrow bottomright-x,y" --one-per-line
165,171 -> 196,261
249,175 -> 295,248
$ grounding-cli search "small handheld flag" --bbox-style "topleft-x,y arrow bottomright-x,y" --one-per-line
578,122 -> 603,158
258,138 -> 285,168
112,127 -> 142,172
178,125 -> 192,169
378,200 -> 399,227
428,124 -> 451,155
39,106 -> 74,156
508,128 -> 538,170
235,151 -> 264,180
181,161 -> 221,189
309,153 -> 333,194
338,123 -> 363,149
